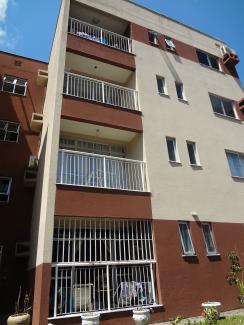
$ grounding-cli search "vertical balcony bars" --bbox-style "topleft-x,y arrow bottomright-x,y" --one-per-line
63,72 -> 139,111
68,17 -> 132,54
50,218 -> 157,317
57,149 -> 148,192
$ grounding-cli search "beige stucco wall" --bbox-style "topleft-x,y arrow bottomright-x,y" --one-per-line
29,0 -> 70,269
134,40 -> 244,223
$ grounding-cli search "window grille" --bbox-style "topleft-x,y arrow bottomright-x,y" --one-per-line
60,138 -> 126,158
50,218 -> 157,317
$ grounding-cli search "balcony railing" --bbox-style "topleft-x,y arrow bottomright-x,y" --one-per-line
63,72 -> 139,111
69,17 -> 132,54
57,149 -> 148,192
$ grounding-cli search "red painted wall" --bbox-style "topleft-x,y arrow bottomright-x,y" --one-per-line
62,96 -> 143,133
0,51 -> 47,314
67,34 -> 135,71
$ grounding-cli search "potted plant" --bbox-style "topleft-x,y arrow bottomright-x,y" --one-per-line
7,288 -> 31,325
170,315 -> 183,324
133,307 -> 151,325
81,312 -> 100,325
202,306 -> 218,325
226,251 -> 244,304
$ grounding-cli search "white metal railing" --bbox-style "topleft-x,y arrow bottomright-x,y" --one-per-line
50,218 -> 156,317
63,72 -> 139,111
68,17 -> 132,54
57,149 -> 148,192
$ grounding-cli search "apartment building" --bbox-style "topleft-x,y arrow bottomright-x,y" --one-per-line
0,52 -> 47,315
1,0 -> 244,324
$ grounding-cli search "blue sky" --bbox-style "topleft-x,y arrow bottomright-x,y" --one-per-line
0,0 -> 244,84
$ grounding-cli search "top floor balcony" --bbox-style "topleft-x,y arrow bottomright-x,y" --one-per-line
68,17 -> 133,54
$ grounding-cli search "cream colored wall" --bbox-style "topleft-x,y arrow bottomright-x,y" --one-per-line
133,40 -> 244,223
29,0 -> 70,269
74,0 -> 227,56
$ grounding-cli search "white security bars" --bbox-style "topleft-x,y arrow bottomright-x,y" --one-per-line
50,218 -> 156,317
68,17 -> 132,54
57,149 -> 148,192
63,72 -> 139,111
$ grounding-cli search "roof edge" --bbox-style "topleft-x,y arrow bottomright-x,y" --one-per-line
0,50 -> 48,65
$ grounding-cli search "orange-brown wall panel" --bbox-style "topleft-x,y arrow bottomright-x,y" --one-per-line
131,23 -> 239,79
67,34 -> 135,71
62,96 -> 143,132
55,186 -> 152,219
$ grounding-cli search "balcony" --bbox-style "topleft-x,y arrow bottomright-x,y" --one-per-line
63,72 -> 139,111
69,17 -> 132,54
57,149 -> 148,192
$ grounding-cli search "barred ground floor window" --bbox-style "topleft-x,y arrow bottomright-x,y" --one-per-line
50,217 -> 157,317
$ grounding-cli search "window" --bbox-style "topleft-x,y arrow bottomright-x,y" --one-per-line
0,177 -> 12,202
196,50 -> 220,71
166,137 -> 180,162
226,151 -> 244,178
175,82 -> 186,101
165,36 -> 176,51
0,120 -> 20,142
179,222 -> 195,256
202,223 -> 218,255
156,76 -> 167,95
60,138 -> 126,158
187,141 -> 200,166
178,222 -> 195,256
2,75 -> 27,96
15,242 -> 30,257
50,218 -> 157,317
148,31 -> 158,45
0,246 -> 3,265
209,94 -> 236,118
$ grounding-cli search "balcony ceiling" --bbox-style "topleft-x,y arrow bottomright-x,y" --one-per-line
60,119 -> 137,143
70,2 -> 128,35
65,52 -> 133,85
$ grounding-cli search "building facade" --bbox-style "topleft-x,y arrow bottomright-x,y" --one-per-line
1,0 -> 244,324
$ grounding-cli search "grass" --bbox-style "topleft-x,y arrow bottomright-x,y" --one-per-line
185,315 -> 244,324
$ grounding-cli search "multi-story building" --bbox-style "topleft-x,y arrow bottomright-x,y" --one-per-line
1,0 -> 244,324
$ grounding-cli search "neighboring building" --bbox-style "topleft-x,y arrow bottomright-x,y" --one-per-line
0,52 -> 47,315
1,0 -> 244,324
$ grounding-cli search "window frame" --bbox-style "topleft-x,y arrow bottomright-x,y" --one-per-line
166,137 -> 180,163
196,50 -> 221,71
186,141 -> 200,166
2,75 -> 27,96
156,76 -> 168,96
0,177 -> 12,203
164,36 -> 176,51
226,150 -> 244,178
175,82 -> 187,101
201,222 -> 218,256
148,30 -> 158,45
178,222 -> 196,256
0,120 -> 20,143
209,93 -> 238,119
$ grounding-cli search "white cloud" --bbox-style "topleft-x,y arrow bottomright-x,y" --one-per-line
0,0 -> 19,49
0,0 -> 8,22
